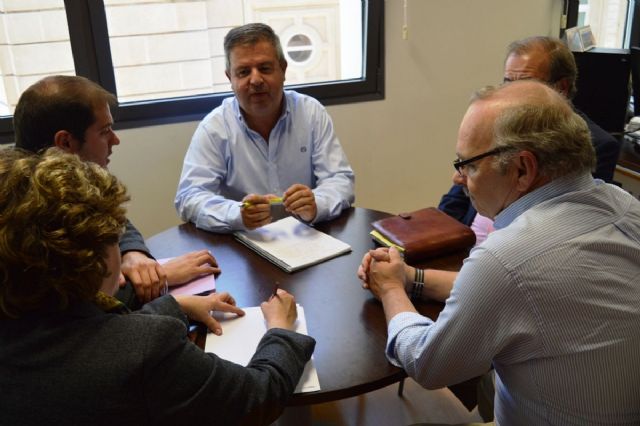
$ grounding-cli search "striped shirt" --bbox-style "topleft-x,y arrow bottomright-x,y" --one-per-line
387,172 -> 640,425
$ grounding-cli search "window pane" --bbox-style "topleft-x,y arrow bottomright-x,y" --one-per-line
104,0 -> 364,104
0,0 -> 74,116
578,0 -> 629,48
286,34 -> 313,64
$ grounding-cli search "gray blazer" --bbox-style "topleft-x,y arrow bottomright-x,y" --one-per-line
0,296 -> 315,426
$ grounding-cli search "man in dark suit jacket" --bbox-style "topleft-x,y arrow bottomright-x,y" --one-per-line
439,36 -> 621,228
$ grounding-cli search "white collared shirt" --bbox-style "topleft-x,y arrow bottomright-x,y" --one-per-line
175,90 -> 354,232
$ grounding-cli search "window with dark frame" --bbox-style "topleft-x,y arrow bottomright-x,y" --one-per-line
563,0 -> 638,48
0,0 -> 384,144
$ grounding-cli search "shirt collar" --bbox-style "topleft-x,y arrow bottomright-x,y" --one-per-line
233,91 -> 290,125
493,172 -> 596,230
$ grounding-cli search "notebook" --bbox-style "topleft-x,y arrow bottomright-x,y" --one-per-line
233,216 -> 352,273
371,207 -> 476,262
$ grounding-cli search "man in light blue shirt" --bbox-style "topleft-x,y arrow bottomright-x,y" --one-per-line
359,80 -> 640,424
175,23 -> 354,233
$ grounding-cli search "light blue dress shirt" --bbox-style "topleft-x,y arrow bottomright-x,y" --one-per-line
388,173 -> 640,424
175,90 -> 355,232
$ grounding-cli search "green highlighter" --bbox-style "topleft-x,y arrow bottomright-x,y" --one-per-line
239,197 -> 284,208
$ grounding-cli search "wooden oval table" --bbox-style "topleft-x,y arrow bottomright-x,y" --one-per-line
147,207 -> 471,407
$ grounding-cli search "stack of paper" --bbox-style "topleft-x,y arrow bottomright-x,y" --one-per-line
204,306 -> 320,394
233,216 -> 351,272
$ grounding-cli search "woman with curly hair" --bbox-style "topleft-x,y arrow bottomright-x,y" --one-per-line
0,148 -> 314,426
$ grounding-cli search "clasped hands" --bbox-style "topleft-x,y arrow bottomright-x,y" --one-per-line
357,247 -> 413,299
174,288 -> 299,336
358,247 -> 421,321
241,183 -> 317,230
120,249 -> 221,303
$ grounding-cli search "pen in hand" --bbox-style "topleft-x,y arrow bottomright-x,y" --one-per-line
271,283 -> 279,299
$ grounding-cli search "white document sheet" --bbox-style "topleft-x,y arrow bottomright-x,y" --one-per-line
204,306 -> 320,393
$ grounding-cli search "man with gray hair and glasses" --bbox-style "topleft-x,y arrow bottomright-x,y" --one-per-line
358,80 -> 640,424
439,36 -> 621,245
402,36 -> 627,305
175,23 -> 354,232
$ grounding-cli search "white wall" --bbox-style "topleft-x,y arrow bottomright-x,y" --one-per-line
110,0 -> 563,238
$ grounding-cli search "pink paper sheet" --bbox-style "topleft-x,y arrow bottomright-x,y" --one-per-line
157,257 -> 216,296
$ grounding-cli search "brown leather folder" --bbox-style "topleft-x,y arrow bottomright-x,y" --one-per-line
371,207 -> 476,262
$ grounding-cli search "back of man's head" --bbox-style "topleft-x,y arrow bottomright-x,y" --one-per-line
473,80 -> 595,179
506,36 -> 578,99
14,75 -> 117,153
223,23 -> 286,72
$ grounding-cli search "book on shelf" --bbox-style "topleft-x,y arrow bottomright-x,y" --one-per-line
233,216 -> 352,273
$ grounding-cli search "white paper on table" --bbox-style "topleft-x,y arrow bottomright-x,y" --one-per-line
204,306 -> 320,393
157,257 -> 216,296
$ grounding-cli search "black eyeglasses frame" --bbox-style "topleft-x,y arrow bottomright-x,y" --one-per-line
453,147 -> 509,176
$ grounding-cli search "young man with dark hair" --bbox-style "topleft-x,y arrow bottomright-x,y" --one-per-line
14,75 -> 219,304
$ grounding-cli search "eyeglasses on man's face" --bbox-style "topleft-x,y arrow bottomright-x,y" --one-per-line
503,75 -> 561,84
453,147 -> 507,177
